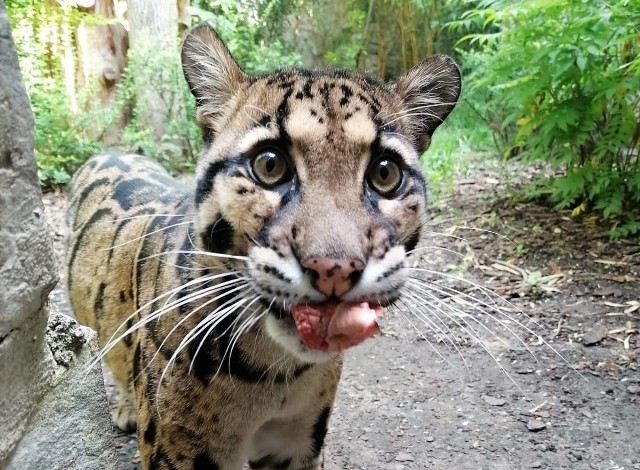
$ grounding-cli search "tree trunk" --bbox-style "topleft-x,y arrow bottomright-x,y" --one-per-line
126,0 -> 179,142
76,0 -> 129,145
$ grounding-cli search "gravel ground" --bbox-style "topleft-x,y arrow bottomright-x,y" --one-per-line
43,158 -> 640,470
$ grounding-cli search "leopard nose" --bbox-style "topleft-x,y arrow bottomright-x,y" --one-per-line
302,257 -> 365,297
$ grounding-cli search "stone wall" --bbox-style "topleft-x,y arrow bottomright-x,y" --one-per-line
0,2 -> 117,468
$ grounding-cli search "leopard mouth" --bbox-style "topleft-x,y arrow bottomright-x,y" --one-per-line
289,301 -> 384,352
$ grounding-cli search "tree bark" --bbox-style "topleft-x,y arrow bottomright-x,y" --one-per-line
76,0 -> 129,144
126,0 -> 179,141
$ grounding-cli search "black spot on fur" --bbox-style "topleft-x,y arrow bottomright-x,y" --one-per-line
76,177 -> 110,213
94,282 -> 107,313
149,445 -> 178,470
68,208 -> 113,292
201,218 -> 234,253
119,290 -> 127,303
276,87 -> 295,131
404,229 -> 421,253
311,406 -> 331,457
195,160 -> 228,207
302,80 -> 313,98
258,114 -> 271,127
98,153 -> 130,172
273,363 -> 312,384
123,318 -> 134,347
187,327 -> 218,386
339,84 -> 353,107
193,453 -> 219,470
144,418 -> 156,444
249,455 -> 291,469
112,178 -> 154,211
133,343 -> 142,383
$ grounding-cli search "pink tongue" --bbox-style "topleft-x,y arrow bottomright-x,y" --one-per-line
291,302 -> 383,352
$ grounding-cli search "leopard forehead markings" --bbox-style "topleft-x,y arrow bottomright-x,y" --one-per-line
66,24 -> 461,470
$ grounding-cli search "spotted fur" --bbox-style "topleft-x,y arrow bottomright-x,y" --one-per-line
66,25 -> 461,470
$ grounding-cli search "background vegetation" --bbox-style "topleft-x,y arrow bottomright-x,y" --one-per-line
6,0 -> 640,237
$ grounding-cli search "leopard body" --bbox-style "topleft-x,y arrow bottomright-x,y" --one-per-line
66,25 -> 460,470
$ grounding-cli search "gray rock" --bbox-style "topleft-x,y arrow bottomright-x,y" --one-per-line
0,5 -> 116,468
395,452 -> 415,462
582,323 -> 608,346
482,395 -> 506,406
527,420 -> 547,432
0,1 -> 58,461
5,312 -> 117,470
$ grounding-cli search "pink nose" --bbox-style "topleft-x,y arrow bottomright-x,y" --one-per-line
302,258 -> 364,297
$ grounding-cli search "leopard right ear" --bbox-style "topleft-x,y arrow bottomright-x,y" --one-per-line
181,24 -> 248,130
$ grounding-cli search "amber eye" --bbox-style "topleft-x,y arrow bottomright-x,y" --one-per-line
368,158 -> 403,195
251,150 -> 291,187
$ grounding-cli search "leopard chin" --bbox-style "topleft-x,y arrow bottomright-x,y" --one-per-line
66,23 -> 461,470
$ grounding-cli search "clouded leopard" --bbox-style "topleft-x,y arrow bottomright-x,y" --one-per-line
66,24 -> 461,470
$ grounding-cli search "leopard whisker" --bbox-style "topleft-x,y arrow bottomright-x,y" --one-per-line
144,286 -> 255,380
104,220 -> 193,251
93,275 -> 247,367
397,292 -> 469,371
140,250 -> 250,262
429,226 -> 518,248
406,277 -> 540,363
408,276 -> 587,382
402,283 -> 523,392
160,288 -> 254,380
110,213 -> 188,222
186,292 -> 264,376
171,288 -> 255,377
393,296 -> 460,370
156,290 -> 257,411
219,302 -> 273,380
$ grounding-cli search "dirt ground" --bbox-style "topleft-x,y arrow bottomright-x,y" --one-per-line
43,158 -> 640,470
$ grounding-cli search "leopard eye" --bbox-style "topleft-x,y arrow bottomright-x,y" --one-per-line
367,158 -> 403,196
251,149 -> 291,187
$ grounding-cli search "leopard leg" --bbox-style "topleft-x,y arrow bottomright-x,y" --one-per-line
103,336 -> 137,432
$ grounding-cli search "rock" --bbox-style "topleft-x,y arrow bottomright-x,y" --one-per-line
395,452 -> 415,462
527,420 -> 547,432
482,395 -> 506,406
628,385 -> 640,395
0,3 -> 58,462
4,312 -> 117,470
0,8 -> 116,469
46,313 -> 87,367
579,408 -> 593,419
582,323 -> 608,346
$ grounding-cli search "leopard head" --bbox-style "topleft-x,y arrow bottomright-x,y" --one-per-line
182,25 -> 461,363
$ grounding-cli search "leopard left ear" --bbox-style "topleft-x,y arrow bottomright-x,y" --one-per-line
181,24 -> 248,134
393,55 -> 462,153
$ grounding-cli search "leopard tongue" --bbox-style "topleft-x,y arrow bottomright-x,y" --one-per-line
291,302 -> 383,352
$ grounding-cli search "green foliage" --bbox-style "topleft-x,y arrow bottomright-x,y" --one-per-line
8,1 -> 106,188
32,83 -> 104,187
117,41 -> 201,172
452,0 -> 640,237
190,0 -> 302,73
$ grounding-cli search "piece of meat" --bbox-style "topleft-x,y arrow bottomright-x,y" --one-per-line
291,301 -> 383,352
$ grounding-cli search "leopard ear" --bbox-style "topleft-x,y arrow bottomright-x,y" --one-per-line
393,55 -> 462,153
181,24 -> 247,130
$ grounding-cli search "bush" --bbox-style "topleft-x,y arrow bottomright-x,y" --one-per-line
453,0 -> 640,237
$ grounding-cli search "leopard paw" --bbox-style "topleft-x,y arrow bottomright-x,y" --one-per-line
112,397 -> 137,432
